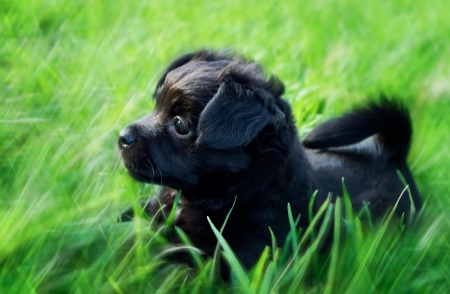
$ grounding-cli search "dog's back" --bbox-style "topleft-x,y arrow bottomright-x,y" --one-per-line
303,98 -> 422,219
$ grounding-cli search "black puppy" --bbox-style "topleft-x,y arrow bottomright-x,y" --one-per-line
118,50 -> 422,269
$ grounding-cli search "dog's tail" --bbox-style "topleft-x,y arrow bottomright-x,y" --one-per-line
302,98 -> 412,164
302,97 -> 422,210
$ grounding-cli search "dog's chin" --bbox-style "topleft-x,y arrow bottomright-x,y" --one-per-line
120,155 -> 163,183
125,168 -> 184,189
126,168 -> 160,183
126,170 -> 155,183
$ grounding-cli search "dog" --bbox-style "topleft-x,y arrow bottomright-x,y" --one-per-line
118,50 -> 422,270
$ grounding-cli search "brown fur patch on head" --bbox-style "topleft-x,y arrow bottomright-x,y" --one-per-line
156,59 -> 232,124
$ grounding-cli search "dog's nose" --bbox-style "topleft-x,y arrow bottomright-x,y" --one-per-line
118,128 -> 135,149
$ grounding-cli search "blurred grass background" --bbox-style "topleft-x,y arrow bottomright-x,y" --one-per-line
1,0 -> 450,292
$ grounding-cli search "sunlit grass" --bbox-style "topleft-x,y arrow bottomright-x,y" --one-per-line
1,0 -> 450,292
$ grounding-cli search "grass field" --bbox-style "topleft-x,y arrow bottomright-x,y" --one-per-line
1,0 -> 450,292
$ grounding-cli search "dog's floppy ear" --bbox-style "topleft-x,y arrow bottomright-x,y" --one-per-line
196,67 -> 286,150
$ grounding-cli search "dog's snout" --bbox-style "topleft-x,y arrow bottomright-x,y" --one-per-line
118,128 -> 135,150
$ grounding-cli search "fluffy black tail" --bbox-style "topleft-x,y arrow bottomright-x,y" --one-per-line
303,98 -> 412,164
302,98 -> 422,210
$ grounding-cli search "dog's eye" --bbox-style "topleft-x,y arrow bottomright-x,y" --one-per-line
174,117 -> 190,135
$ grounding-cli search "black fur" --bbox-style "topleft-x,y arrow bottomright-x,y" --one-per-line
118,50 -> 421,270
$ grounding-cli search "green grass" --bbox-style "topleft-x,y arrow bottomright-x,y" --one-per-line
1,0 -> 450,292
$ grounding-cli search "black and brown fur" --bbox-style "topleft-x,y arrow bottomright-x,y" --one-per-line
118,50 -> 422,270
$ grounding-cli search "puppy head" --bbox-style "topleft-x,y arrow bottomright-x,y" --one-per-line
118,51 -> 293,208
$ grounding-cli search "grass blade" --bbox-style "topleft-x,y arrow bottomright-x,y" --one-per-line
165,190 -> 182,226
206,216 -> 255,294
210,196 -> 237,282
324,197 -> 341,294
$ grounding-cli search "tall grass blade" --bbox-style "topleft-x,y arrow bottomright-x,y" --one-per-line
206,216 -> 254,294
272,197 -> 332,292
287,203 -> 301,262
324,197 -> 341,294
165,190 -> 182,226
345,185 -> 410,293
210,196 -> 237,283
268,226 -> 279,262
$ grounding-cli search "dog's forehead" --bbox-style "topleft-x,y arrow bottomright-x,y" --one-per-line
156,60 -> 231,114
165,60 -> 230,92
